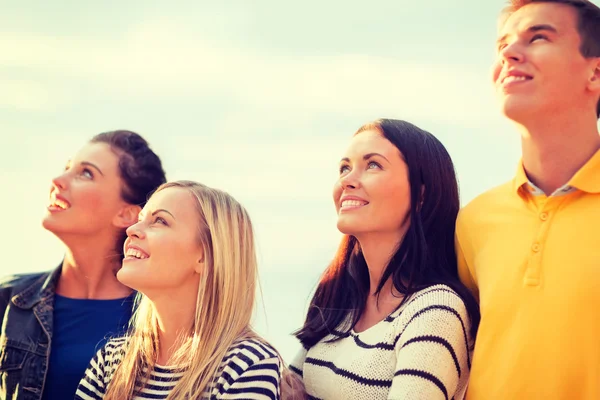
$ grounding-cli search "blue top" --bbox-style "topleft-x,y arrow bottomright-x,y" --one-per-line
41,293 -> 134,400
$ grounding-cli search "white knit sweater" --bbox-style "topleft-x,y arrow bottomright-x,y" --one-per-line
291,285 -> 472,400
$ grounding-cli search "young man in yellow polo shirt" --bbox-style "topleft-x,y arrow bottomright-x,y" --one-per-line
455,0 -> 600,398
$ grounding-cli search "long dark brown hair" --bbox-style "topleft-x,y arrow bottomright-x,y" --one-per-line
295,119 -> 480,348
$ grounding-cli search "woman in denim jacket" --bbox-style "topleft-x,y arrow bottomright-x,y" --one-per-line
0,130 -> 166,400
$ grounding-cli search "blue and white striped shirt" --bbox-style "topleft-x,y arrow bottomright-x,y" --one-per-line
75,336 -> 281,399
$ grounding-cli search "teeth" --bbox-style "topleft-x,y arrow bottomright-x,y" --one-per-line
50,198 -> 69,209
341,200 -> 367,208
126,248 -> 148,259
504,75 -> 529,84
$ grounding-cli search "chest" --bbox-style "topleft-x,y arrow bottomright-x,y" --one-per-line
355,300 -> 402,333
303,332 -> 397,399
473,194 -> 600,314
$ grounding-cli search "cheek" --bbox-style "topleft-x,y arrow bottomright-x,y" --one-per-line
491,61 -> 502,85
381,184 -> 411,223
77,188 -> 105,210
332,182 -> 343,210
151,235 -> 199,270
558,58 -> 590,90
73,182 -> 121,214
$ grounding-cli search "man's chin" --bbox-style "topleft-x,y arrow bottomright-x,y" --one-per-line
501,98 -> 540,124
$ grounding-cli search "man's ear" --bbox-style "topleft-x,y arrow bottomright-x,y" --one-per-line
113,204 -> 141,229
588,58 -> 600,91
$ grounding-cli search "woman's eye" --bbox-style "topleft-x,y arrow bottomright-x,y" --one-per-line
154,217 -> 167,225
367,161 -> 381,170
339,165 -> 350,174
81,168 -> 94,179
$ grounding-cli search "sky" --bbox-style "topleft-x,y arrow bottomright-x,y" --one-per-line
3,0 -> 596,362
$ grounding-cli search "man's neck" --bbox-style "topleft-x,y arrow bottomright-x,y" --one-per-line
518,112 -> 600,195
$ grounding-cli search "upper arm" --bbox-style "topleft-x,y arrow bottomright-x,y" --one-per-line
388,296 -> 471,400
0,288 -> 11,323
289,346 -> 308,378
0,275 -> 30,320
220,356 -> 282,400
74,345 -> 108,400
455,212 -> 479,301
0,273 -> 46,324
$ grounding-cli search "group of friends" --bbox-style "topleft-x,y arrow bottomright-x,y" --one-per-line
1,0 -> 600,399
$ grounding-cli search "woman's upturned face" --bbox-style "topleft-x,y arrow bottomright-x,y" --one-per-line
118,187 -> 205,295
43,142 -> 132,237
333,129 -> 412,238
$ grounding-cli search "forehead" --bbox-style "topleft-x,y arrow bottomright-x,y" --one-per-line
346,130 -> 401,157
145,187 -> 198,220
500,3 -> 579,36
72,142 -> 119,171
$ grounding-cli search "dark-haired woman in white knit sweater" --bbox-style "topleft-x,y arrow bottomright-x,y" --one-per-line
291,119 -> 480,400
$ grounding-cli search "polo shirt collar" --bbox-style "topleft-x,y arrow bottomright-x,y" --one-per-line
513,162 -> 529,194
514,149 -> 600,195
569,148 -> 600,194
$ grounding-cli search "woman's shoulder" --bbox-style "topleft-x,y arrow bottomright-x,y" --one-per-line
212,337 -> 282,398
0,267 -> 62,308
405,284 -> 467,311
387,284 -> 468,325
98,337 -> 128,360
225,337 -> 281,365
219,337 -> 282,378
0,272 -> 51,295
104,336 -> 128,347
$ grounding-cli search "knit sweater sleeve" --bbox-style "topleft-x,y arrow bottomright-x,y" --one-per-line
388,291 -> 471,400
289,346 -> 308,378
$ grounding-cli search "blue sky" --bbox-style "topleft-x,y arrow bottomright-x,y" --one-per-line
5,0 -> 596,360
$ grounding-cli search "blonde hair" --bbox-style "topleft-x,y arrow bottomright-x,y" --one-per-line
281,369 -> 308,400
104,180 -> 260,399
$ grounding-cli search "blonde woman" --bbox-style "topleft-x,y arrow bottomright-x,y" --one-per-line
75,181 -> 281,399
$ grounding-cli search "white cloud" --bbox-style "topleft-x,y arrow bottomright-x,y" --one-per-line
0,19 -> 497,123
0,79 -> 69,111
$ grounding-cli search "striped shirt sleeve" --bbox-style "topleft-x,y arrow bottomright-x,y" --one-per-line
216,339 -> 282,400
389,292 -> 471,400
74,345 -> 109,400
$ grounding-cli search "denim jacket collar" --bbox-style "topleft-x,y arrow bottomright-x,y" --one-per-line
12,265 -> 61,310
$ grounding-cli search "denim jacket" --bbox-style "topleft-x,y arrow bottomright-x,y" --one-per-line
0,266 -> 61,400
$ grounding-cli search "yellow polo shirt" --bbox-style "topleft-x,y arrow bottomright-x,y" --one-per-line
456,149 -> 600,400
